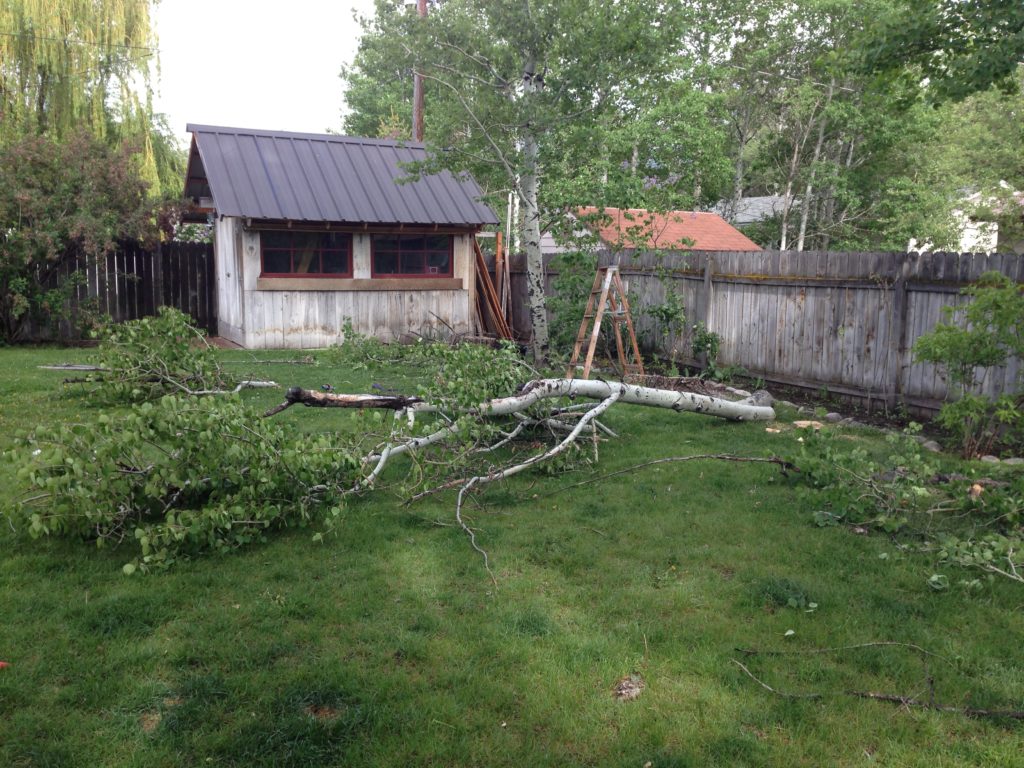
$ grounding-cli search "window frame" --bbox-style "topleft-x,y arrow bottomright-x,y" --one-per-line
370,233 -> 454,279
259,230 -> 353,278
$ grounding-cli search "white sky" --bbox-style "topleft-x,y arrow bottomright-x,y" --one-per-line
152,0 -> 380,148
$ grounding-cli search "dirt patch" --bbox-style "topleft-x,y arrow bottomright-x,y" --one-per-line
711,564 -> 736,580
140,711 -> 161,734
304,704 -> 339,722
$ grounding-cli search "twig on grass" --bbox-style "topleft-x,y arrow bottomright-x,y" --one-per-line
447,392 -> 622,582
455,477 -> 496,588
844,691 -> 1024,720
735,641 -> 946,661
731,659 -> 823,699
733,643 -> 1024,720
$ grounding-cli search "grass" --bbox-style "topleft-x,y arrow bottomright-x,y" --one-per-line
1,345 -> 1023,767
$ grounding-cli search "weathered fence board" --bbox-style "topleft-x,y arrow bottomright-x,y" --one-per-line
34,242 -> 216,339
507,249 -> 1022,413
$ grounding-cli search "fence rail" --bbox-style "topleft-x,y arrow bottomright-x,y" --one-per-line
507,249 -> 1024,413
37,242 -> 216,338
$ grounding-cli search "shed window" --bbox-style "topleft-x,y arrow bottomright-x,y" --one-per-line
371,234 -> 452,277
260,231 -> 352,277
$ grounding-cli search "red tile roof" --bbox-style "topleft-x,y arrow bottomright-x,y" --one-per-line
578,207 -> 761,251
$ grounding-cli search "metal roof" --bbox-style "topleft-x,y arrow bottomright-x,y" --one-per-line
185,124 -> 499,227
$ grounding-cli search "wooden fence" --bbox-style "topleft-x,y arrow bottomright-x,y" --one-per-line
38,241 -> 216,338
507,249 -> 1024,412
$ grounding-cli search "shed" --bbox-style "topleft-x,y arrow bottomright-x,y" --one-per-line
184,124 -> 499,348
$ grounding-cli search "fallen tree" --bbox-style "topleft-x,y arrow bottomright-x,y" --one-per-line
9,333 -> 787,575
263,376 -> 777,580
264,379 -> 777,421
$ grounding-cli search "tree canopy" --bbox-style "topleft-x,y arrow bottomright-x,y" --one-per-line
343,0 -> 1024,265
0,0 -> 181,196
862,0 -> 1024,102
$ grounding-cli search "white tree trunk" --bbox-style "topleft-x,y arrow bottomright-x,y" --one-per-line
796,83 -> 832,252
520,56 -> 548,363
476,379 -> 775,421
522,129 -> 548,363
268,380 -> 776,423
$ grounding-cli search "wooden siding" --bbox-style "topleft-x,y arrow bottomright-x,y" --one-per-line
509,249 -> 1023,412
224,222 -> 475,348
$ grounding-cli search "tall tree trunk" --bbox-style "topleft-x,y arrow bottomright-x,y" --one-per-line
521,56 -> 548,363
796,83 -> 833,252
730,150 -> 745,222
779,98 -> 820,251
522,130 -> 547,363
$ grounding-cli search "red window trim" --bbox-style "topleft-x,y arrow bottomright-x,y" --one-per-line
370,234 -> 454,279
259,231 -> 353,278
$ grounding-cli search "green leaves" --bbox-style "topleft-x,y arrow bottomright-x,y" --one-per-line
913,272 -> 1024,457
860,0 -> 1024,102
91,308 -> 231,403
790,422 -> 1024,586
3,395 -> 358,572
0,131 -> 159,342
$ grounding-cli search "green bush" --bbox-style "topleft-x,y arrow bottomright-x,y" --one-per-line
913,271 -> 1024,457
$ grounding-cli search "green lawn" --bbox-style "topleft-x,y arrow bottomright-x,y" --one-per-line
1,346 -> 1022,767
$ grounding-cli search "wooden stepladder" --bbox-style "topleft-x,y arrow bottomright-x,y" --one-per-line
566,266 -> 645,380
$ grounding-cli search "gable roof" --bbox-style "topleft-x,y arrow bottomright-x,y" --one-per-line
184,124 -> 499,227
578,207 -> 762,251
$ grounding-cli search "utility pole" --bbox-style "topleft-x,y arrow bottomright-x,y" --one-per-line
412,0 -> 427,141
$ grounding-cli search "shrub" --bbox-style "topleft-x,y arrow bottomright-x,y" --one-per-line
0,132 -> 157,342
914,271 -> 1023,456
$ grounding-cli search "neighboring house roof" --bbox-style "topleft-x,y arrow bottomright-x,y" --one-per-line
577,207 -> 762,251
712,195 -> 787,225
184,124 -> 499,227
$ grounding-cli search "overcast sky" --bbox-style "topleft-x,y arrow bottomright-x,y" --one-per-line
152,0 -> 379,148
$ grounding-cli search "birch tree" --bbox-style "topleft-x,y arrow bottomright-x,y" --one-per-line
342,0 -> 706,362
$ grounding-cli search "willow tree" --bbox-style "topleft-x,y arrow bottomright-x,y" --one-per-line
0,0 -> 167,193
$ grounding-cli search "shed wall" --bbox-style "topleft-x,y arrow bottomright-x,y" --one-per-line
214,217 -> 246,345
217,220 -> 475,348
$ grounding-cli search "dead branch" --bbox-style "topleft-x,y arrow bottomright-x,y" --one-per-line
731,659 -> 823,700
179,380 -> 278,396
44,364 -> 277,396
735,641 -> 944,660
734,643 -> 1024,721
845,691 -> 1024,720
263,386 -> 424,417
39,364 -> 109,371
